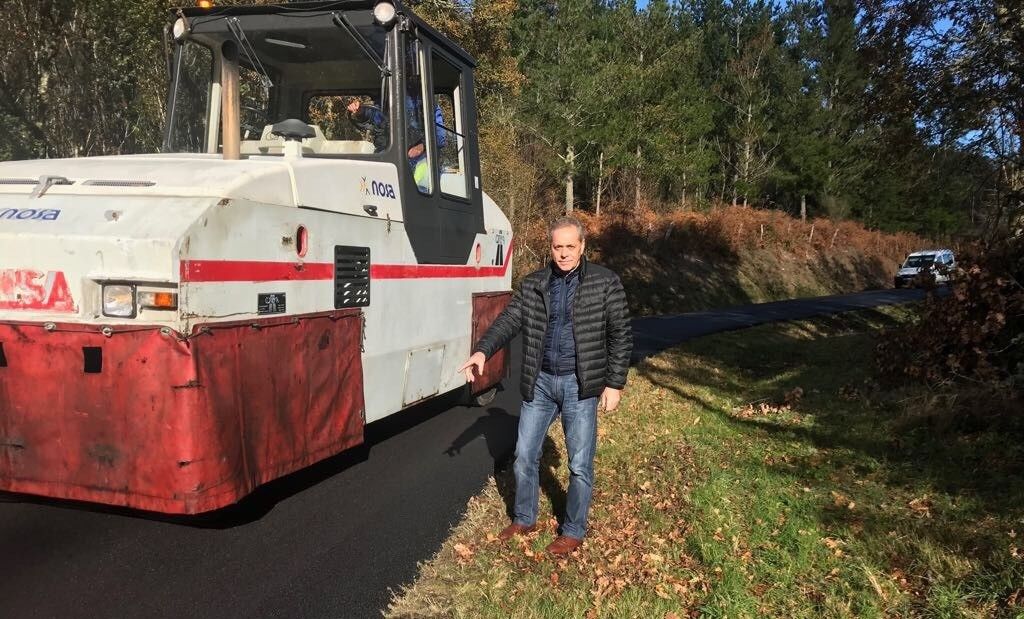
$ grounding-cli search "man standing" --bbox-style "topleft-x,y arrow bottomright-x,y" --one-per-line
458,216 -> 632,556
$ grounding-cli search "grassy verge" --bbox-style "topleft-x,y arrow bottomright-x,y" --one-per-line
386,308 -> 1024,618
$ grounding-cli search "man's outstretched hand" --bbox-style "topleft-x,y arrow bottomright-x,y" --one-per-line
458,352 -> 486,383
599,387 -> 622,412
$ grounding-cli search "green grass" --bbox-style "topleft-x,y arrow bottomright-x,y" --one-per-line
386,308 -> 1024,618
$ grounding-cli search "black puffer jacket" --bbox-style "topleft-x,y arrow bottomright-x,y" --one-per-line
474,257 -> 632,401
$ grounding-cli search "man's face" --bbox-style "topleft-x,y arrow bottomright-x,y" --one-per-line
550,225 -> 584,272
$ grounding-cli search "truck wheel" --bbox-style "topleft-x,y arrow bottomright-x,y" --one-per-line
475,385 -> 499,406
469,385 -> 499,407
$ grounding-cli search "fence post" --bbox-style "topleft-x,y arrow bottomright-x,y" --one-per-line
806,223 -> 815,259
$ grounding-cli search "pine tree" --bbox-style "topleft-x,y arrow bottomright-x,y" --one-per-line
514,0 -> 609,214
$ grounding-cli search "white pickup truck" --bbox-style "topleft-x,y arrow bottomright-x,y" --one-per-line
894,249 -> 956,288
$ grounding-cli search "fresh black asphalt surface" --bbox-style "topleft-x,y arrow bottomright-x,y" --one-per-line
0,288 -> 929,619
630,287 -> 931,361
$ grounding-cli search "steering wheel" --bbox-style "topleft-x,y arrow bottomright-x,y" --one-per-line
241,104 -> 270,139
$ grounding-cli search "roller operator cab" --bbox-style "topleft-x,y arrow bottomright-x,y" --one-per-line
0,1 -> 513,514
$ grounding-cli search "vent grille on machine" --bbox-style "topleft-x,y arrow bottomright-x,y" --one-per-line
334,246 -> 371,309
83,180 -> 156,187
0,178 -> 74,186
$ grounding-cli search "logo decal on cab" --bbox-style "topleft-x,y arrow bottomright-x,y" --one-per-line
0,208 -> 61,221
360,177 -> 396,200
0,269 -> 77,312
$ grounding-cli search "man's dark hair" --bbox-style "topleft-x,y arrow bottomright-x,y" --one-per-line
549,216 -> 585,242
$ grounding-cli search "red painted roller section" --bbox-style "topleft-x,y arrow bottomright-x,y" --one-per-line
471,291 -> 513,394
0,311 -> 364,514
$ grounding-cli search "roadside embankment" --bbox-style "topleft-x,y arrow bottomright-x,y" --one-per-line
514,206 -> 926,316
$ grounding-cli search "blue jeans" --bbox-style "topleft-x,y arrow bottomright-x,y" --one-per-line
512,371 -> 599,540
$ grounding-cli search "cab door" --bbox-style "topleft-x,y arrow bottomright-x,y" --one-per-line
396,29 -> 484,265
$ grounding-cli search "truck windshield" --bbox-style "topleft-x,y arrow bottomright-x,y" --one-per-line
903,255 -> 935,268
164,10 -> 392,157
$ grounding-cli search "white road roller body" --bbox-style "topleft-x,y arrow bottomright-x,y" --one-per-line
0,1 -> 512,513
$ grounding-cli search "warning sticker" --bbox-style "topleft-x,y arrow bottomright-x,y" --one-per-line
257,292 -> 286,315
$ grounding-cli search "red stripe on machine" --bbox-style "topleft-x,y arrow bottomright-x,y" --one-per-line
373,242 -> 514,279
181,260 -> 334,282
181,243 -> 514,282
370,263 -> 507,279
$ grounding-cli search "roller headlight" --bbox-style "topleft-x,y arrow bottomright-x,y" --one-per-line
373,2 -> 397,26
172,18 -> 188,40
102,285 -> 136,318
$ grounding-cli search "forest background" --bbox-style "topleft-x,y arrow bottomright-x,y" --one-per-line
0,0 -> 1021,244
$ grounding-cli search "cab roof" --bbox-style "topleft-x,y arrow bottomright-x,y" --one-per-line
172,0 -> 477,67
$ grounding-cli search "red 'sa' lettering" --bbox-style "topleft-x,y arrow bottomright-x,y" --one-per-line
0,269 -> 77,312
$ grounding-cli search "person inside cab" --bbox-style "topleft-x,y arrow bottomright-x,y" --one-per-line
346,91 -> 444,193
405,92 -> 446,193
345,97 -> 388,153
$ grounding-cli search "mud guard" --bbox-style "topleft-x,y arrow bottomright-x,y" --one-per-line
470,291 -> 512,395
0,310 -> 365,514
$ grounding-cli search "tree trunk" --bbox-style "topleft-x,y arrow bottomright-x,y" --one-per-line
681,144 -> 689,209
564,144 -> 575,214
800,193 -> 807,222
507,167 -> 516,223
596,150 -> 604,217
635,144 -> 642,209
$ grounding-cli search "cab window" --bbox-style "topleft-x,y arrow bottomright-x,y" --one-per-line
405,40 -> 433,194
239,65 -> 272,142
431,52 -> 469,199
164,10 -> 391,159
308,94 -> 389,153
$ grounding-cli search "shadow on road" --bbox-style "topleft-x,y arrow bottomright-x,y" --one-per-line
443,406 -> 568,526
490,435 -> 565,524
444,406 -> 517,466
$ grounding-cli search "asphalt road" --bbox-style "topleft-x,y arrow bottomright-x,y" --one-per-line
0,288 -> 928,619
631,287 -> 930,361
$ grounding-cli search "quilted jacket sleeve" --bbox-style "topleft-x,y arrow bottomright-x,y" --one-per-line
604,274 -> 632,390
